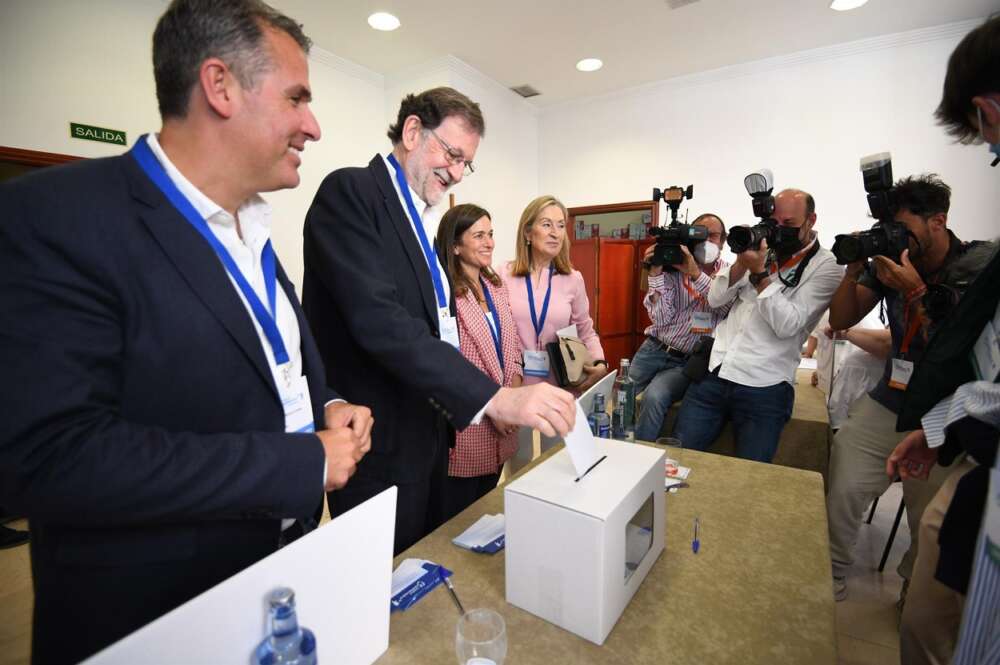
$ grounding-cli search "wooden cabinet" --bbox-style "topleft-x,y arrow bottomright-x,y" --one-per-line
568,201 -> 660,371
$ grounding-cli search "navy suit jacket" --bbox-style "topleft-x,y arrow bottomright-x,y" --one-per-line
0,151 -> 331,664
302,155 -> 498,484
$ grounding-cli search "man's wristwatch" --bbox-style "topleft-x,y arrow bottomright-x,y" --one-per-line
748,270 -> 769,287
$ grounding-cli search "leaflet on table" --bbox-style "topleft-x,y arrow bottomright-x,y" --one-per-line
452,514 -> 505,554
389,559 -> 453,612
564,402 -> 604,477
665,461 -> 691,490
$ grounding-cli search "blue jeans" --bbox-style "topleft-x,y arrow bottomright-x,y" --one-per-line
629,338 -> 691,442
674,370 -> 794,463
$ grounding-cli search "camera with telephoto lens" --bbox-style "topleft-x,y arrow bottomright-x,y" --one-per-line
831,152 -> 909,265
648,185 -> 706,269
727,169 -> 800,253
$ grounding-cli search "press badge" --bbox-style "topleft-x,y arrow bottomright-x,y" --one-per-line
690,311 -> 714,335
439,308 -> 460,350
888,358 -> 914,390
281,374 -> 315,434
970,320 -> 1000,382
523,350 -> 550,377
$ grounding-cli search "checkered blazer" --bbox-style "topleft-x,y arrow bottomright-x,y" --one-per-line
449,278 -> 524,477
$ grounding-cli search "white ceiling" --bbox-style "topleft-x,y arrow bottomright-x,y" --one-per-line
276,0 -> 995,106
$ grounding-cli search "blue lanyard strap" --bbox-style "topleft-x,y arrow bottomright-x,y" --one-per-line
480,277 -> 504,372
386,154 -> 448,309
129,135 -> 289,365
525,265 -> 554,347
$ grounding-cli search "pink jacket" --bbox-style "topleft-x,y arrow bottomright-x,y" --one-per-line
449,278 -> 524,477
500,262 -> 604,386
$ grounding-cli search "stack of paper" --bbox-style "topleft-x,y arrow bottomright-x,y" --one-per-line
390,559 -> 452,612
451,514 -> 505,554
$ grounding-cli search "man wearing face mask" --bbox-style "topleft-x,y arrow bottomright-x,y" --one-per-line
882,16 -> 1000,665
673,189 -> 842,463
629,214 -> 734,442
824,174 -> 996,605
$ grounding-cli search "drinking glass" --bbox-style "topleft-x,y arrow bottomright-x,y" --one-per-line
456,608 -> 507,665
656,436 -> 683,476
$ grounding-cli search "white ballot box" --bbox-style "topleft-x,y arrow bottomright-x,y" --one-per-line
504,438 -> 665,645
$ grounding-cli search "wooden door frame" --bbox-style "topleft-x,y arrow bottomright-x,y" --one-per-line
0,146 -> 82,167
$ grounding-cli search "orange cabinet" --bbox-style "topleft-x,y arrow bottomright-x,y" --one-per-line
568,201 -> 660,371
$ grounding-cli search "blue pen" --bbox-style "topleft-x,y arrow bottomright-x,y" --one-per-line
692,517 -> 700,554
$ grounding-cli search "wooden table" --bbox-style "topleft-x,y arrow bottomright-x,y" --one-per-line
378,444 -> 837,665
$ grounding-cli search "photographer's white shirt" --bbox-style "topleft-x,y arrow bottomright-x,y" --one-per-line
706,243 -> 843,387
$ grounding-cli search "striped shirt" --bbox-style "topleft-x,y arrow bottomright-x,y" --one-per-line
951,465 -> 1000,665
643,260 -> 732,354
922,382 -> 1000,448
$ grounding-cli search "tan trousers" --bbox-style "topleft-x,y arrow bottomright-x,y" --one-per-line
899,459 -> 976,665
826,394 -> 955,579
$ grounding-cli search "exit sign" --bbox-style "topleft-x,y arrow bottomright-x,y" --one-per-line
70,122 -> 126,146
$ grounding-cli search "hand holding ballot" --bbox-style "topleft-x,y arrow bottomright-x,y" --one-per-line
486,383 -> 576,438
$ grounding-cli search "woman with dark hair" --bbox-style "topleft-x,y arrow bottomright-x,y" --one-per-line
435,203 -> 524,519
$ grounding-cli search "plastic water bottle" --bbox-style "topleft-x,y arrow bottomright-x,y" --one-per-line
612,359 -> 636,441
255,587 -> 317,665
588,392 -> 611,438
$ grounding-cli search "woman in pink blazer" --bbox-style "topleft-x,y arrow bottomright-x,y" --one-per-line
500,195 -> 607,390
436,204 -> 524,520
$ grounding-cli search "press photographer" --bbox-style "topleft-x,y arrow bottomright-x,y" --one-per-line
825,166 -> 996,604
631,209 -> 733,443
673,174 -> 842,463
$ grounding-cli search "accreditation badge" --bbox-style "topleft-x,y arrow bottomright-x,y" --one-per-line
439,308 -> 460,349
888,358 -> 914,390
970,320 -> 1000,382
523,350 -> 550,377
281,374 -> 315,434
690,311 -> 714,335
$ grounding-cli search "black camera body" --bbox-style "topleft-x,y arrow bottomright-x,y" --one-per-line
727,169 -> 800,253
649,223 -> 709,266
648,185 -> 704,269
832,153 -> 909,265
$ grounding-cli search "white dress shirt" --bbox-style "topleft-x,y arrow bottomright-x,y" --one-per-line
380,153 -> 490,424
380,154 -> 451,308
147,134 -> 323,506
707,242 -> 844,387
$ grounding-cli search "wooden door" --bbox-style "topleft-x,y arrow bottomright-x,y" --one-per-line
597,239 -> 637,371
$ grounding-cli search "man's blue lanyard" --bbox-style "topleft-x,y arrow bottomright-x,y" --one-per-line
480,277 -> 504,373
129,135 -> 289,366
526,264 -> 554,348
386,154 -> 448,309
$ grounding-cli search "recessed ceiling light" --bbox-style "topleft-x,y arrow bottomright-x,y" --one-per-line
367,12 -> 400,31
829,0 -> 869,10
576,58 -> 603,72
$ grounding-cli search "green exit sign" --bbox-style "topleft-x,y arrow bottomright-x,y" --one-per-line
70,122 -> 127,146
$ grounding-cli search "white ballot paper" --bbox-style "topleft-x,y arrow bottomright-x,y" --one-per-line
564,402 -> 604,477
452,514 -> 505,553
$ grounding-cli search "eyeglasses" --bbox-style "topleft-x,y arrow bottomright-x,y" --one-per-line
429,129 -> 475,176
